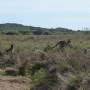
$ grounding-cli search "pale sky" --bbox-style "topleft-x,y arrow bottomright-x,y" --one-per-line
0,0 -> 90,30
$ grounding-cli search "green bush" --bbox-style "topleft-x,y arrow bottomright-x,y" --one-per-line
68,60 -> 81,72
44,45 -> 53,52
28,62 -> 47,76
32,68 -> 47,83
57,62 -> 72,73
4,30 -> 20,35
32,29 -> 44,35
28,62 -> 58,90
67,75 -> 82,90
19,30 -> 31,35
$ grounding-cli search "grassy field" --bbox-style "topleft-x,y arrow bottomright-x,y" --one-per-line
0,34 -> 90,90
0,34 -> 90,50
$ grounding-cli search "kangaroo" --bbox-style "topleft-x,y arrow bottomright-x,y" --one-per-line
6,44 -> 14,54
53,39 -> 72,52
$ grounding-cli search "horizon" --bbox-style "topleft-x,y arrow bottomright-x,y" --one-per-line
0,22 -> 74,30
0,0 -> 90,30
1,22 -> 90,31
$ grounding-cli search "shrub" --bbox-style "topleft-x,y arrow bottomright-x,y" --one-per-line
18,62 -> 27,76
32,29 -> 44,35
57,62 -> 72,73
68,60 -> 81,72
43,31 -> 51,35
27,62 -> 48,76
32,68 -> 47,83
19,30 -> 31,35
44,45 -> 53,52
66,75 -> 82,90
5,30 -> 20,35
29,62 -> 59,90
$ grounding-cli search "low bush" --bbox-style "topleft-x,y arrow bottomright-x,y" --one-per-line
57,62 -> 72,73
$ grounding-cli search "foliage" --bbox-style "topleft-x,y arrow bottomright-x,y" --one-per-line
27,62 -> 47,76
67,75 -> 82,90
29,62 -> 58,90
0,23 -> 90,35
57,62 -> 72,73
32,29 -> 44,35
44,45 -> 53,52
32,68 -> 47,83
68,60 -> 81,72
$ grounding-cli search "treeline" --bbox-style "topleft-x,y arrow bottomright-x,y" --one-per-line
0,23 -> 90,35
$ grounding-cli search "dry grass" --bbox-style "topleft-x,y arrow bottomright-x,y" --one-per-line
0,35 -> 90,90
0,76 -> 30,90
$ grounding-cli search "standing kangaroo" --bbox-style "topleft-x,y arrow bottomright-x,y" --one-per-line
6,44 -> 14,54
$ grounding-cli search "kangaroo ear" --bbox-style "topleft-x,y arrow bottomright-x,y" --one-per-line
67,39 -> 71,43
11,43 -> 15,47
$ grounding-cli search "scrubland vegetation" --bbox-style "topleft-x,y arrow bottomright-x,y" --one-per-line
0,33 -> 90,90
0,23 -> 90,90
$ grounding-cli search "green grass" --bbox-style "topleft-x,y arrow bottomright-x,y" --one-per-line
0,70 -> 6,76
32,68 -> 47,84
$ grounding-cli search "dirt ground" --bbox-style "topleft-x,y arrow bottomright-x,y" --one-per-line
0,76 -> 30,90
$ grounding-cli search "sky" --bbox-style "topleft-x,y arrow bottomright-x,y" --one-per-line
0,0 -> 90,30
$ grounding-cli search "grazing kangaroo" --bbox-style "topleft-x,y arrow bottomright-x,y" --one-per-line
53,39 -> 72,52
6,44 -> 14,54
